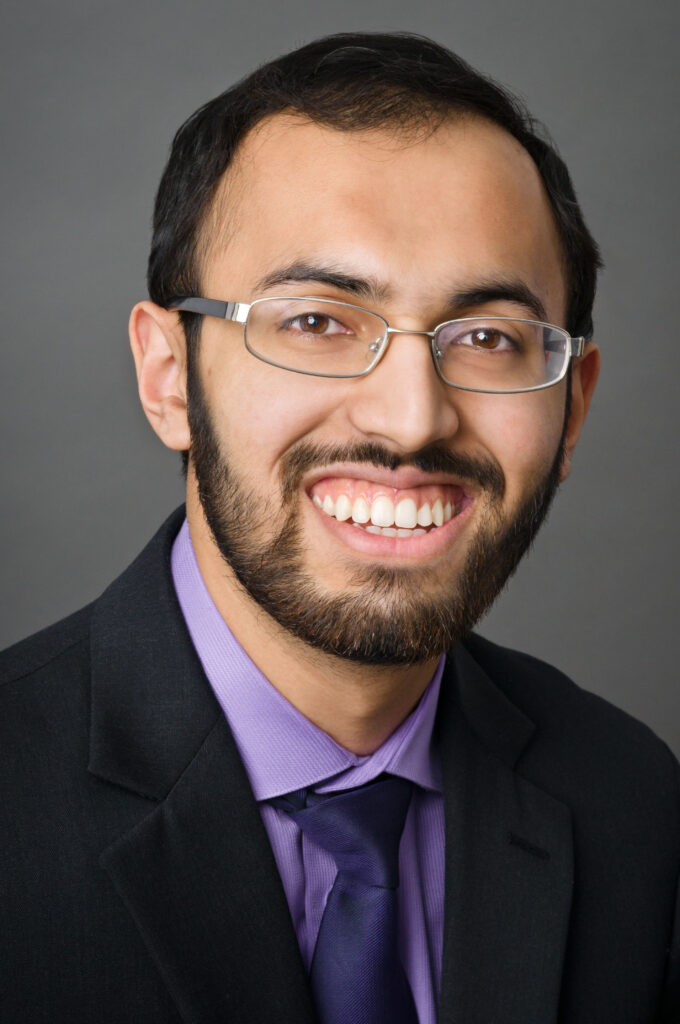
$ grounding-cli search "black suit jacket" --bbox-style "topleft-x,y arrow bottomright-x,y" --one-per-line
1,507 -> 679,1023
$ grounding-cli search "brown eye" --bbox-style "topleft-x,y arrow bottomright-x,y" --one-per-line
471,328 -> 503,349
300,313 -> 330,333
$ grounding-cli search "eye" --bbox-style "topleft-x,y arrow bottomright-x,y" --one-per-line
458,327 -> 515,351
284,312 -> 352,336
436,320 -> 524,354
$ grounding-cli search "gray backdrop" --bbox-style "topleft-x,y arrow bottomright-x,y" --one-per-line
2,0 -> 679,755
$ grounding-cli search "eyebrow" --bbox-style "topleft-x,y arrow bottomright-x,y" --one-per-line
451,282 -> 548,323
254,261 -> 548,322
254,261 -> 390,304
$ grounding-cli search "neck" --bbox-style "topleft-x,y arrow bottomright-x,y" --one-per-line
186,493 -> 440,756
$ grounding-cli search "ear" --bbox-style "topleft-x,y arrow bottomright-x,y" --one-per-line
129,301 -> 191,451
560,341 -> 601,481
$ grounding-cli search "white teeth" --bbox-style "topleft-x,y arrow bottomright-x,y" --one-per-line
432,498 -> 444,527
352,497 -> 371,524
335,494 -> 353,521
417,503 -> 433,527
394,498 -> 417,528
314,488 -> 458,529
348,523 -> 434,538
370,495 -> 395,527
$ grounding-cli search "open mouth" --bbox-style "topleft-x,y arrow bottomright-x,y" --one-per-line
309,477 -> 466,538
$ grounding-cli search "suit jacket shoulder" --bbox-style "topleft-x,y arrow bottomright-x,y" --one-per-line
0,602 -> 92,687
462,630 -> 680,810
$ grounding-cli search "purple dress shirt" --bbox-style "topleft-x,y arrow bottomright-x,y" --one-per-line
171,518 -> 445,1023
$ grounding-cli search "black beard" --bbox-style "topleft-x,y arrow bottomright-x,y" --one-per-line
187,367 -> 567,666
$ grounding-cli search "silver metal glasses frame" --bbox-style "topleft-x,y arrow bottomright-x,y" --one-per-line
169,295 -> 586,395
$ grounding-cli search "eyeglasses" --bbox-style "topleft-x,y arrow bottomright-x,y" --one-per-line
169,295 -> 585,395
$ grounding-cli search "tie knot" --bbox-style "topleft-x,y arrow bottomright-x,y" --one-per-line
277,776 -> 414,888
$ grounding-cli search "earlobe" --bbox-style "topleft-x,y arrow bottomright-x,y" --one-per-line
559,342 -> 601,481
129,301 -> 191,451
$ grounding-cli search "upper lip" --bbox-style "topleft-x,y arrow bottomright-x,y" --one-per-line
304,463 -> 474,494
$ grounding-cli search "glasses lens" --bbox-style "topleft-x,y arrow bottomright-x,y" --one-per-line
245,298 -> 386,376
434,318 -> 569,392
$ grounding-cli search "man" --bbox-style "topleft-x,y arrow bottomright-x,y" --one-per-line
1,31 -> 678,1024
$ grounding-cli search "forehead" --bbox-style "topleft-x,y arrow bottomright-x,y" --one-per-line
204,113 -> 566,320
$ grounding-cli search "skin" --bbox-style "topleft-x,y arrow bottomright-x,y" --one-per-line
129,114 -> 600,754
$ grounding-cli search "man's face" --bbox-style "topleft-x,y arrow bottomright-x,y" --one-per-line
187,114 -> 570,664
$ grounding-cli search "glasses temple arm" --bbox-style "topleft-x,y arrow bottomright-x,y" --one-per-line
168,297 -> 249,323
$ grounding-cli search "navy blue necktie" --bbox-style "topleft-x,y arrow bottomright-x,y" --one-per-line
274,775 -> 419,1024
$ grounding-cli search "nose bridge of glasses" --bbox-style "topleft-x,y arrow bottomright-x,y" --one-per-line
376,326 -> 443,373
381,327 -> 443,366
385,326 -> 437,340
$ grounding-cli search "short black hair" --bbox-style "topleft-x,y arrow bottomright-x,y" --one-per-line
146,32 -> 601,469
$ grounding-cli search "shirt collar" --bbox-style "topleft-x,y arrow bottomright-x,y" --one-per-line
171,517 -> 444,801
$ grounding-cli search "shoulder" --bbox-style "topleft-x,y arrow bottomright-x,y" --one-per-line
463,630 -> 673,754
0,606 -> 96,761
0,606 -> 95,795
0,604 -> 93,691
462,632 -> 680,810
0,607 -> 94,753
0,507 -> 185,699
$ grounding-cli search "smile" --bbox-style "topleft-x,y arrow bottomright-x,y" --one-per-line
309,477 -> 467,539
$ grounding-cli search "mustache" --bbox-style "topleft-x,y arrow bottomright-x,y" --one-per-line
280,441 -> 505,503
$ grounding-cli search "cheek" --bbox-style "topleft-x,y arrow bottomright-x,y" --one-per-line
470,393 -> 565,501
204,353 -> 348,479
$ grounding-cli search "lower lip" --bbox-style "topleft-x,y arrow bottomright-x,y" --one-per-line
309,497 -> 474,560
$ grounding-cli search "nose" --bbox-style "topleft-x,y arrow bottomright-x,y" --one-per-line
346,328 -> 461,453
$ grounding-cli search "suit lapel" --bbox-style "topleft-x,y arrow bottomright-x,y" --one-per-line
99,715 -> 316,1024
437,644 -> 574,1024
89,510 -> 315,1024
